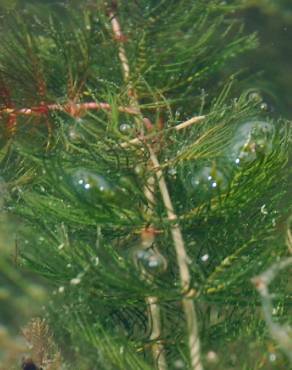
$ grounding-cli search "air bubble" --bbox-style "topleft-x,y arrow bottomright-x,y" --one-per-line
72,169 -> 116,203
260,102 -> 269,112
189,165 -> 227,200
168,167 -> 177,176
230,120 -> 274,165
201,254 -> 209,262
269,353 -> 277,362
119,123 -> 132,135
58,286 -> 65,293
133,247 -> 167,276
247,91 -> 263,103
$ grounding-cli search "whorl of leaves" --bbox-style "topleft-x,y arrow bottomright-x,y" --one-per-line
0,1 -> 291,369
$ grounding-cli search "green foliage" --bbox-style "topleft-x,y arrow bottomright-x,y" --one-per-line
0,1 -> 291,369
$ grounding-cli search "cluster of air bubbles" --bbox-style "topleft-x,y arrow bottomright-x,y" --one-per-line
133,247 -> 167,276
189,165 -> 228,200
247,89 -> 276,114
229,120 -> 275,166
247,90 -> 263,104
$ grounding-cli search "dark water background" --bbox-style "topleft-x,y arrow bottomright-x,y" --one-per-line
242,2 -> 292,118
0,0 -> 291,368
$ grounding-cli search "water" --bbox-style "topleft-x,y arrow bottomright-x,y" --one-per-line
240,4 -> 292,118
0,1 -> 291,369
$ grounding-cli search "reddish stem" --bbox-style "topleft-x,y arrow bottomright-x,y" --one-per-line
0,101 -> 140,118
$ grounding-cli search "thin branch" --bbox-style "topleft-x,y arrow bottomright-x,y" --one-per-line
149,146 -> 203,370
252,258 -> 292,362
109,4 -> 167,369
174,115 -> 205,130
140,227 -> 168,370
0,102 -> 140,117
109,8 -> 140,112
147,295 -> 167,370
109,4 -> 203,370
1,103 -> 205,134
142,176 -> 168,370
286,217 -> 292,254
120,115 -> 205,148
108,10 -> 130,81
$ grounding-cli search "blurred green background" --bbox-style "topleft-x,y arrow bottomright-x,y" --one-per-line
0,0 -> 291,368
0,200 -> 46,368
240,0 -> 292,118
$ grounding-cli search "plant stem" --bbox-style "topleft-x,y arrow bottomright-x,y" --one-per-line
149,147 -> 203,370
0,102 -> 140,116
109,4 -> 203,369
120,115 -> 205,148
143,175 -> 168,370
252,257 -> 292,362
2,102 -> 204,145
147,296 -> 168,370
109,5 -> 167,369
